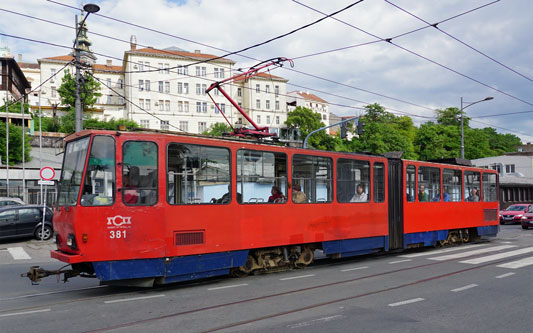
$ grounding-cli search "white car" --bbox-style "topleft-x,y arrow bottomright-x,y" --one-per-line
0,197 -> 26,206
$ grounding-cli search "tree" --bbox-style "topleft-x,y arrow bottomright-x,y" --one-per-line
57,69 -> 102,133
203,122 -> 233,136
0,101 -> 32,165
285,106 -> 329,149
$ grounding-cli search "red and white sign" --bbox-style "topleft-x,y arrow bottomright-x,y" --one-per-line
40,167 -> 56,181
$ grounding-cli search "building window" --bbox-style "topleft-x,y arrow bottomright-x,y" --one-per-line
214,89 -> 219,96
51,86 -> 57,98
118,97 -> 124,105
183,66 -> 188,75
138,62 -> 144,71
220,103 -> 225,114
158,63 -> 163,74
118,79 -> 123,89
196,102 -> 201,113
183,83 -> 189,94
275,85 -> 279,96
198,121 -> 207,133
145,80 -> 150,91
159,81 -> 163,93
220,68 -> 225,78
145,99 -> 151,111
178,101 -> 183,112
506,164 -> 515,173
159,100 -> 164,111
266,100 -> 270,109
196,66 -> 201,76
202,84 -> 207,95
139,99 -> 144,109
106,95 -> 112,104
257,115 -> 261,124
256,84 -> 260,93
202,102 -> 207,113
266,115 -> 270,124
275,100 -> 280,110
196,84 -> 201,95
178,66 -> 183,75
237,88 -> 242,97
165,100 -> 170,111
107,78 -> 111,88
265,85 -> 270,94
323,114 -> 326,120
161,121 -> 170,131
144,61 -> 150,70
214,68 -> 219,78
140,119 -> 149,128
138,80 -> 144,91
177,82 -> 182,94
201,67 -> 206,77
256,99 -> 260,109
50,69 -> 56,83
165,81 -> 170,93
276,116 -> 280,125
179,121 -> 188,132
164,63 -> 170,74
184,101 -> 189,112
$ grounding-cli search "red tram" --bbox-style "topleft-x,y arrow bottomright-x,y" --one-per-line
26,130 -> 499,287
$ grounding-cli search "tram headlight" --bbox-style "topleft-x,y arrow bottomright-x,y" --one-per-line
67,234 -> 78,250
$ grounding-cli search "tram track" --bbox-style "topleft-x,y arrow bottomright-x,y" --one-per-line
79,249 -> 526,333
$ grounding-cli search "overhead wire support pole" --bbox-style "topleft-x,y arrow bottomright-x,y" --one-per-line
304,116 -> 359,148
74,14 -> 82,133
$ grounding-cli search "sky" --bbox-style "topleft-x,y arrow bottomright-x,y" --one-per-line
1,0 -> 532,142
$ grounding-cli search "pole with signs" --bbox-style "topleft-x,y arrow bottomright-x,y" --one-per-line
39,167 -> 55,241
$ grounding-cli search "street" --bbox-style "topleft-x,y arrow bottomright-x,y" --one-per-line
1,225 -> 532,333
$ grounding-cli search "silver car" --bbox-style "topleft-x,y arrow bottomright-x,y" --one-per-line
0,197 -> 25,206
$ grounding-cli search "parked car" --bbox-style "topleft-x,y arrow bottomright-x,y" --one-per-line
521,206 -> 533,230
0,205 -> 54,240
500,204 -> 533,225
0,197 -> 25,206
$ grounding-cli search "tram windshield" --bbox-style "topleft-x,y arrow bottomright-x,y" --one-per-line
57,137 -> 90,206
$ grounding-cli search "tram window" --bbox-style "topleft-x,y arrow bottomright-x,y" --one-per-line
373,162 -> 385,203
294,155 -> 333,204
58,136 -> 90,206
81,136 -> 115,206
122,141 -> 158,206
482,173 -> 498,202
167,143 -> 230,205
443,169 -> 462,202
406,165 -> 416,202
237,150 -> 287,204
418,167 -> 440,202
336,159 -> 370,203
464,171 -> 481,202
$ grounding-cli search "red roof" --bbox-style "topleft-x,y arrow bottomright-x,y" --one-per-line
94,64 -> 123,73
18,62 -> 40,69
233,72 -> 287,82
291,91 -> 328,104
42,55 -> 74,62
129,48 -> 234,64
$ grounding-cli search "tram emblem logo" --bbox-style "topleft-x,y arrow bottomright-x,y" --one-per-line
107,215 -> 132,228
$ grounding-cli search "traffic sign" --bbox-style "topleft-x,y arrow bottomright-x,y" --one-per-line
40,167 -> 56,181
38,180 -> 54,185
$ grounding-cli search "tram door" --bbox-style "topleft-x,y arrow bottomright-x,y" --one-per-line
387,159 -> 403,250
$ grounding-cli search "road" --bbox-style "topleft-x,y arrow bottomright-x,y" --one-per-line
1,225 -> 532,333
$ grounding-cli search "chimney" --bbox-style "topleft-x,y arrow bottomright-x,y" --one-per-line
194,50 -> 201,54
17,54 -> 22,62
130,35 -> 137,50
106,59 -> 112,66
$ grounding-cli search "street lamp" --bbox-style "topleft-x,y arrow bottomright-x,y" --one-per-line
460,96 -> 494,159
75,3 -> 100,133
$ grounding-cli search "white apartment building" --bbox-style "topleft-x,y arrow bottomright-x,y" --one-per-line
287,91 -> 329,124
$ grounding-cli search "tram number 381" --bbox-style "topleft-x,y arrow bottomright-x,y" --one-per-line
109,230 -> 127,239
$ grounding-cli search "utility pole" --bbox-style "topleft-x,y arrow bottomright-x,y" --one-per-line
4,91 -> 8,197
21,93 -> 25,202
75,14 -> 82,133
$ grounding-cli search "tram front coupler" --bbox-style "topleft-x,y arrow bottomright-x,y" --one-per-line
21,265 -> 80,284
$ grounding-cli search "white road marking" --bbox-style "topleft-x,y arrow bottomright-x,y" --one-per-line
398,244 -> 486,258
340,266 -> 368,272
7,247 -> 31,260
207,283 -> 248,291
429,245 -> 516,261
388,298 -> 425,307
389,259 -> 411,264
460,247 -> 533,264
496,272 -> 516,279
0,308 -> 51,318
280,274 -> 315,281
288,315 -> 344,328
500,241 -> 513,244
104,294 -> 165,304
0,285 -> 107,301
497,256 -> 533,269
451,284 -> 478,292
